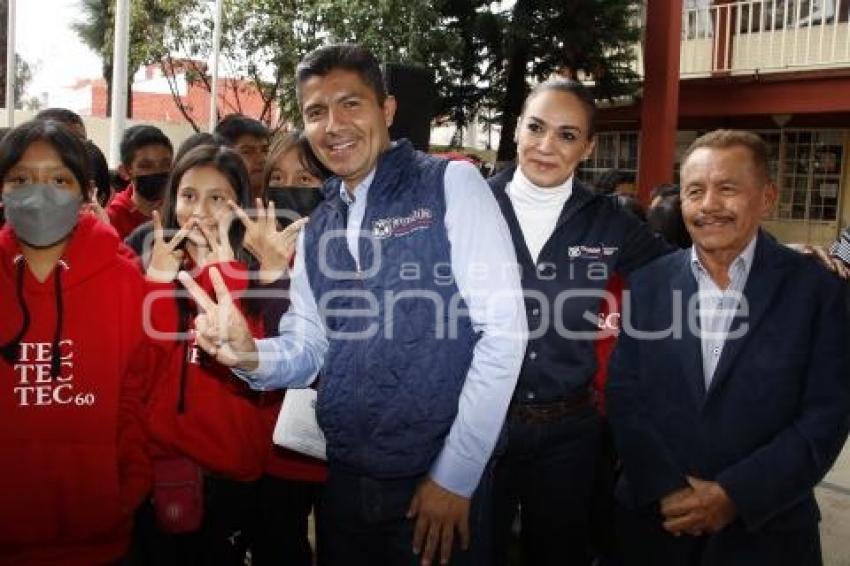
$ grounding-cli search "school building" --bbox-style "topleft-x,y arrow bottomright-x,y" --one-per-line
591,0 -> 850,245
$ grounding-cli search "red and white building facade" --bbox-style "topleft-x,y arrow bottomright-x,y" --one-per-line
55,60 -> 279,128
590,0 -> 850,245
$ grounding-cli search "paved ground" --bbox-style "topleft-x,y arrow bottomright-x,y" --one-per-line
820,439 -> 850,565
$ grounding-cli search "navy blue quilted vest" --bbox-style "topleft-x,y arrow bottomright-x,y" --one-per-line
303,141 -> 479,478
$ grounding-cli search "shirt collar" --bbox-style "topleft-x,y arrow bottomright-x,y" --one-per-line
690,232 -> 758,282
339,167 -> 377,206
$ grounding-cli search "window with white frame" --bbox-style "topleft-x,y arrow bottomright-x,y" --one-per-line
763,130 -> 843,222
577,131 -> 639,186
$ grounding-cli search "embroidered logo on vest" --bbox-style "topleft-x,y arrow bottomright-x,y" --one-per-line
372,208 -> 434,239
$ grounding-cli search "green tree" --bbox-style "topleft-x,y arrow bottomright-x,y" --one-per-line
72,0 -> 188,117
145,0 -> 321,131
490,0 -> 642,160
80,0 -> 641,150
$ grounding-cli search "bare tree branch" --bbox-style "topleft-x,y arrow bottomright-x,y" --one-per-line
159,56 -> 200,132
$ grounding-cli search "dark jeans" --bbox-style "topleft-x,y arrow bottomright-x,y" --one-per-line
251,475 -> 324,566
320,463 -> 494,566
493,405 -> 606,566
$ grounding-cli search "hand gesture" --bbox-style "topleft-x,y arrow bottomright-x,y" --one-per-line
192,210 -> 236,269
230,198 -> 308,284
82,192 -> 110,224
407,478 -> 471,566
146,210 -> 194,283
177,266 -> 259,370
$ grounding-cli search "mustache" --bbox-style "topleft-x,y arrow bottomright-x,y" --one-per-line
692,214 -> 735,227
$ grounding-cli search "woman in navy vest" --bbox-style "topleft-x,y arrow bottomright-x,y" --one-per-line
487,79 -> 671,565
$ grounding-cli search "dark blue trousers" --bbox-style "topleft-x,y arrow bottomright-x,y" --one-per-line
320,463 -> 494,566
493,406 -> 606,566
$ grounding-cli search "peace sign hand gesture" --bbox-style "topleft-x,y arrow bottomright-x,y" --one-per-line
178,266 -> 259,371
146,210 -> 195,283
230,198 -> 308,284
192,210 -> 236,269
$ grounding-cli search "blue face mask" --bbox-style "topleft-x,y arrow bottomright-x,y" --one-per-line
1,183 -> 82,247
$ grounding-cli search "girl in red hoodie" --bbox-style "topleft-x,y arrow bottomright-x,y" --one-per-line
249,130 -> 329,566
0,120 -> 153,564
141,144 -> 303,564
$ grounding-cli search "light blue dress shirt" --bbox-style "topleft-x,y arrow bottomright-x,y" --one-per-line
690,235 -> 757,389
236,158 -> 528,497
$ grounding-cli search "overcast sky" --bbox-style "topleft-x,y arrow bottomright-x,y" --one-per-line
17,0 -> 103,101
17,0 -> 516,104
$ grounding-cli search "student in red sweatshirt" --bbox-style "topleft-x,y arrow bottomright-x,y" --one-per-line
0,120 -> 154,564
106,125 -> 174,239
250,130 -> 329,566
141,144 -> 303,564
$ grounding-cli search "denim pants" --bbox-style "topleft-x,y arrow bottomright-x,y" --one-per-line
493,406 -> 606,566
319,462 -> 494,566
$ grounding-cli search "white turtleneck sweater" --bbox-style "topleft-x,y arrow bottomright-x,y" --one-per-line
506,167 -> 574,263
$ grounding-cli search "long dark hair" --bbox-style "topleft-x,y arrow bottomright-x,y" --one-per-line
0,120 -> 92,201
160,144 -> 256,413
160,144 -> 251,262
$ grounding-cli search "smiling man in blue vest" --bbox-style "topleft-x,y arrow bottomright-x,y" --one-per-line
179,44 -> 528,566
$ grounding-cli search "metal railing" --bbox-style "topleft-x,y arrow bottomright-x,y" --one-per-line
680,0 -> 850,76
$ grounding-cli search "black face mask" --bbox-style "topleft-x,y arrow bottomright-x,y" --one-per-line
134,171 -> 170,202
266,186 -> 323,224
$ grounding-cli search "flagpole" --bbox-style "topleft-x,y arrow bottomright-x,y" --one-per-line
5,0 -> 16,127
108,0 -> 130,166
208,0 -> 223,132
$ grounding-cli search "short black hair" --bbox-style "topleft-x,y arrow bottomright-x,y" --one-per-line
214,114 -> 270,145
650,183 -> 680,202
120,124 -> 173,167
295,44 -> 387,107
35,108 -> 85,130
84,141 -> 110,206
0,119 -> 92,201
647,193 -> 692,249
615,194 -> 647,223
522,78 -> 597,138
175,132 -> 221,163
594,169 -> 635,195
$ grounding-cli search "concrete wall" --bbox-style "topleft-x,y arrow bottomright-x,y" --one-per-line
0,109 -> 198,167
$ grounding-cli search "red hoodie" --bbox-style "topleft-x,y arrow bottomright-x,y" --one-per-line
592,273 -> 625,414
246,276 -> 327,483
145,261 -> 274,481
0,214 -> 155,565
106,184 -> 150,240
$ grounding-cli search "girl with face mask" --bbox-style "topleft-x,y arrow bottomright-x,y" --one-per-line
228,129 -> 331,566
262,129 -> 329,226
0,120 -> 157,563
141,144 -> 305,564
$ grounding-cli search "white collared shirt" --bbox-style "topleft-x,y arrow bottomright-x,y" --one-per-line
689,235 -> 757,389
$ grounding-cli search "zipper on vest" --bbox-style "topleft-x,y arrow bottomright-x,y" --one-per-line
353,276 -> 368,470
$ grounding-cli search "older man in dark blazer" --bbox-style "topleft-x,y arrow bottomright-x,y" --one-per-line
606,130 -> 850,566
